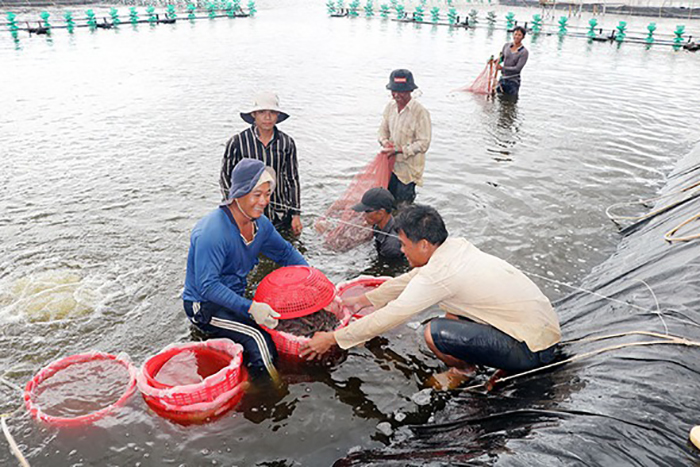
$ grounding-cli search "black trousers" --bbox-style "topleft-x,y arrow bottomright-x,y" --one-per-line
388,173 -> 416,204
183,300 -> 278,378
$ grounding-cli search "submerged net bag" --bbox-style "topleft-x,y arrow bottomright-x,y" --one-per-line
137,339 -> 247,424
455,57 -> 498,95
316,153 -> 395,252
24,352 -> 137,426
263,306 -> 347,362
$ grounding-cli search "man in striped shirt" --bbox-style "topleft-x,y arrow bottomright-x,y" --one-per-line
220,92 -> 303,236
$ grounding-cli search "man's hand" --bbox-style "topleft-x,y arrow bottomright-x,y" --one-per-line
300,331 -> 338,360
291,215 -> 303,236
249,301 -> 281,329
380,141 -> 397,157
343,293 -> 372,314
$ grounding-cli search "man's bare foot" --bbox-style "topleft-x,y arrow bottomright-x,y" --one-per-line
426,367 -> 475,390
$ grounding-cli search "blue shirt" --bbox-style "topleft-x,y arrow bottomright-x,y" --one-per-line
183,206 -> 308,320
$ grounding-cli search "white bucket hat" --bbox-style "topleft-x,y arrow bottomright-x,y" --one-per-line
240,91 -> 290,125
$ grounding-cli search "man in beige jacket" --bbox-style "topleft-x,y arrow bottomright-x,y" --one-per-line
301,205 -> 560,389
379,69 -> 431,205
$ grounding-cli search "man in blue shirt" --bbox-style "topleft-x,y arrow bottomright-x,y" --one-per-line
183,159 -> 308,378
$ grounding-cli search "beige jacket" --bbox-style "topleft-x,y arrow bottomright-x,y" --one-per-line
334,238 -> 561,352
378,99 -> 432,186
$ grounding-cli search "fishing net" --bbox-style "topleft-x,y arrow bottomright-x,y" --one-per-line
263,297 -> 348,363
315,153 -> 395,252
455,58 -> 498,95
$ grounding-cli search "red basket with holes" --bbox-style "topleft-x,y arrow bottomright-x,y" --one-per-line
254,266 -> 337,319
255,266 -> 339,361
137,339 -> 247,424
337,276 -> 390,320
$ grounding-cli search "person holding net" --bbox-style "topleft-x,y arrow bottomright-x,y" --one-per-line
379,69 -> 432,206
496,26 -> 529,97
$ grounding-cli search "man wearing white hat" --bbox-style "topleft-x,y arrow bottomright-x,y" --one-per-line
220,91 -> 303,236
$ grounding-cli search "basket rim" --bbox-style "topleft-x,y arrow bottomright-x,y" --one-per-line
137,340 -> 244,401
24,352 -> 137,426
143,346 -> 235,390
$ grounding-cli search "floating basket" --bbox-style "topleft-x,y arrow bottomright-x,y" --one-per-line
254,266 -> 337,319
24,352 -> 137,426
137,339 -> 247,424
337,276 -> 390,319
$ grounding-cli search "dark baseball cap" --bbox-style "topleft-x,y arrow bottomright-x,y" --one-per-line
352,188 -> 395,213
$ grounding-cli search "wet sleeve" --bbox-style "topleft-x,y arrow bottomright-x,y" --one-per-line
220,136 -> 240,201
285,138 -> 301,215
335,271 -> 452,349
260,222 -> 309,267
195,233 -> 252,320
402,107 -> 431,157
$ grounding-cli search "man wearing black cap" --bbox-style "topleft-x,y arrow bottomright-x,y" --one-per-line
352,188 -> 403,260
379,69 -> 432,205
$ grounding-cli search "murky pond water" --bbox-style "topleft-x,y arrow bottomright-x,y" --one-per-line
2,1 -> 700,465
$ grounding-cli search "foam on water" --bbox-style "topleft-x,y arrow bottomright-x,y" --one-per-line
0,271 -> 100,322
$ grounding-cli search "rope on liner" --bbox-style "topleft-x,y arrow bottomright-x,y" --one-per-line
605,180 -> 700,225
664,212 -> 700,242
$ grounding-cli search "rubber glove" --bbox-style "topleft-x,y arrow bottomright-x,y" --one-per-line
249,301 -> 281,329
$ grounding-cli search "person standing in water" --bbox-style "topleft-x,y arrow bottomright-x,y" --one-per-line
220,92 -> 303,236
496,26 -> 529,97
378,69 -> 432,206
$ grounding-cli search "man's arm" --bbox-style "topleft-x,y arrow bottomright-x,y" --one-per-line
260,220 -> 309,267
378,104 -> 392,147
334,271 -> 452,349
503,49 -> 529,75
195,233 -> 252,320
284,138 -> 301,216
365,268 -> 419,309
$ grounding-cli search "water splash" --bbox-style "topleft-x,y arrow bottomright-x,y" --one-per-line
0,271 -> 100,323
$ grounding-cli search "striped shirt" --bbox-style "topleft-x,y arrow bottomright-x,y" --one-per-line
220,125 -> 301,222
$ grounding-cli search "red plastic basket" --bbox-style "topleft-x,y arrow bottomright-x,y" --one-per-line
264,277 -> 390,361
137,340 -> 247,423
337,276 -> 390,319
254,266 -> 337,319
24,352 -> 137,427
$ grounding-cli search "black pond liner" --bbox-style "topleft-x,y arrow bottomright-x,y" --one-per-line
334,143 -> 700,466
